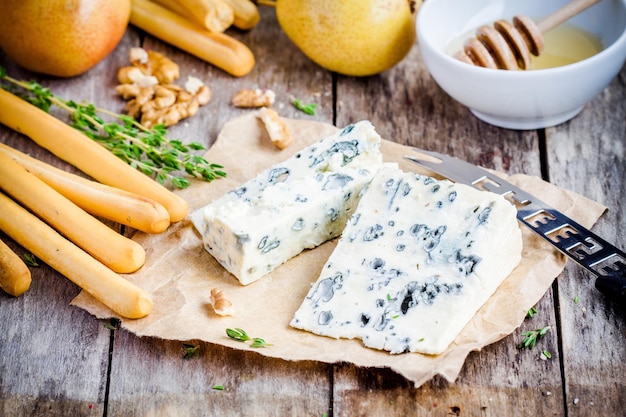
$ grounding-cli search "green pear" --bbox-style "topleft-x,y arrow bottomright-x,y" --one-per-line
276,0 -> 421,76
0,0 -> 131,77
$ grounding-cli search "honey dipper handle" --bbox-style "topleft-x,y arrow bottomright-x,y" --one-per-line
536,0 -> 602,33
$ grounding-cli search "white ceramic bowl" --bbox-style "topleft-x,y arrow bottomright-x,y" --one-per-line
416,0 -> 626,129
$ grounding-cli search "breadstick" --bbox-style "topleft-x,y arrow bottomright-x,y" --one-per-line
180,0 -> 234,32
222,0 -> 260,30
150,0 -> 191,21
0,238 -> 31,297
0,152 -> 145,274
0,143 -> 170,234
0,88 -> 188,222
130,0 -> 255,77
152,0 -> 235,33
0,191 -> 152,319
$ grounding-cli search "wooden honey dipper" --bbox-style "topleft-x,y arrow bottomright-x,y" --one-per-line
455,0 -> 602,70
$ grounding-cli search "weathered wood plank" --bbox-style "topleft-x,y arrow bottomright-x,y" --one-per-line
0,234 -> 112,417
108,330 -> 332,417
0,53 -> 117,416
546,63 -> 626,417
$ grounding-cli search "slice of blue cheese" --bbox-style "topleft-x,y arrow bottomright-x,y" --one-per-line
290,166 -> 523,355
191,120 -> 385,285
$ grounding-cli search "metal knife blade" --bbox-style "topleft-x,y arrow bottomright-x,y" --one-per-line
405,148 -> 626,303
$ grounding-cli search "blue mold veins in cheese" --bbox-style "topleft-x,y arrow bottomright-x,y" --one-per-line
191,120 -> 385,285
290,166 -> 523,355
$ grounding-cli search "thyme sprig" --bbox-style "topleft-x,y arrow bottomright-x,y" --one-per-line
182,343 -> 200,359
226,328 -> 272,348
518,326 -> 550,349
0,67 -> 226,189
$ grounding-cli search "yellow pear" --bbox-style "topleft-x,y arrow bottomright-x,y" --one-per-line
0,0 -> 131,77
276,0 -> 421,76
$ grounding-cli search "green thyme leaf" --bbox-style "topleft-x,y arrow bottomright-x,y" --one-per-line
250,337 -> 272,348
526,306 -> 538,318
22,253 -> 39,267
226,328 -> 251,342
292,98 -> 318,115
103,322 -> 117,331
212,385 -> 225,391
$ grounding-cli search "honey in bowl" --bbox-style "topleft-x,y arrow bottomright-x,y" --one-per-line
448,23 -> 604,70
530,24 -> 603,69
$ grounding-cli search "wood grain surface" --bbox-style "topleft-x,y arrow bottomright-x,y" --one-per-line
0,6 -> 624,417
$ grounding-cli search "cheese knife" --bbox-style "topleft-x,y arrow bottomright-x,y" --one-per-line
405,148 -> 626,303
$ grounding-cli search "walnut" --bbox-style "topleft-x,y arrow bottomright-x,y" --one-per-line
118,47 -> 180,85
232,88 -> 275,108
116,79 -> 211,128
117,66 -> 158,87
210,288 -> 235,316
129,46 -> 149,65
116,47 -> 210,128
115,84 -> 155,118
257,107 -> 293,150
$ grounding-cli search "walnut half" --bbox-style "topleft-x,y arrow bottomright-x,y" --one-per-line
257,107 -> 293,150
210,288 -> 235,316
232,88 -> 275,108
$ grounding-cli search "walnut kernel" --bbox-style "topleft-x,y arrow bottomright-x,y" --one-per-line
210,288 -> 235,316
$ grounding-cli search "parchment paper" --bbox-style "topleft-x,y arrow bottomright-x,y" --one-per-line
72,112 -> 606,387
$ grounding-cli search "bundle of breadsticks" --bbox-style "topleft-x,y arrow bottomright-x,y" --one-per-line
130,0 -> 259,76
0,88 -> 191,319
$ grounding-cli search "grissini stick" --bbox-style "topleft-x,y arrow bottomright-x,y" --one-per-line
130,0 -> 255,77
0,152 -> 145,274
222,0 -> 260,30
0,238 -> 31,297
0,88 -> 188,222
0,143 -> 170,234
0,191 -> 153,319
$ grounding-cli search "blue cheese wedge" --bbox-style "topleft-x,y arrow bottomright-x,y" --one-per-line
191,121 -> 385,285
290,166 -> 523,355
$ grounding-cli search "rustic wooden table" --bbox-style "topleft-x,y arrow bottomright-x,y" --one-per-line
1,7 -> 624,417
